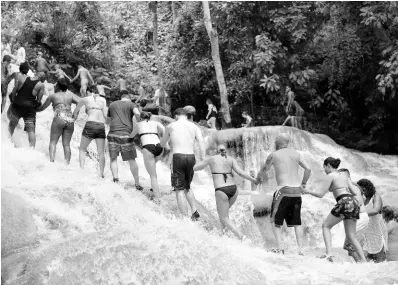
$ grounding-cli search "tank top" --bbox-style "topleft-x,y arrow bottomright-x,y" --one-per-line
363,197 -> 388,254
14,77 -> 40,109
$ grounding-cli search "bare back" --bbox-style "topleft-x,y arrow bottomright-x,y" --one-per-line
51,91 -> 74,108
79,67 -> 89,81
36,58 -> 49,71
83,95 -> 106,123
168,119 -> 198,154
208,155 -> 236,188
116,79 -> 127,91
272,148 -> 302,187
137,120 -> 162,146
328,172 -> 351,199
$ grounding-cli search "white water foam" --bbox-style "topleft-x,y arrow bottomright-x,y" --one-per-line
1,92 -> 398,284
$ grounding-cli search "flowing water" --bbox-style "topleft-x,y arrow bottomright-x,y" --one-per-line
1,75 -> 398,284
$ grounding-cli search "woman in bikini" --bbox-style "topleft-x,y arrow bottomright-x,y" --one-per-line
302,157 -> 367,262
72,85 -> 107,177
193,144 -> 258,239
205,99 -> 217,129
131,111 -> 165,203
37,78 -> 80,164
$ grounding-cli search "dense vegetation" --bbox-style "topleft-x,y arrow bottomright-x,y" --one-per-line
1,1 -> 397,154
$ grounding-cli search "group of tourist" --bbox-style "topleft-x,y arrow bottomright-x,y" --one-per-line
256,135 -> 397,262
2,44 -> 396,264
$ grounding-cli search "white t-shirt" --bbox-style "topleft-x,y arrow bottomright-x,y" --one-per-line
154,88 -> 168,106
16,47 -> 26,65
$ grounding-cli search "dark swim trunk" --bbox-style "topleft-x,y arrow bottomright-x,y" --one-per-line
171,153 -> 196,191
7,103 -> 36,132
331,194 -> 360,220
82,121 -> 106,140
215,185 -> 237,200
107,134 -> 137,161
270,186 -> 302,227
143,143 -> 163,157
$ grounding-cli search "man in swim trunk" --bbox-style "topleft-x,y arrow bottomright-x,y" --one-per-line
160,108 -> 206,220
257,134 -> 311,254
106,92 -> 142,190
71,64 -> 95,97
1,55 -> 12,113
7,63 -> 46,147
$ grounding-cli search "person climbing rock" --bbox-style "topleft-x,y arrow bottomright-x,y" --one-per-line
71,64 -> 95,97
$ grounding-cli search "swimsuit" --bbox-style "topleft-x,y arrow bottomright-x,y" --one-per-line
107,134 -> 137,161
215,185 -> 237,200
54,104 -> 74,124
330,193 -> 360,220
143,144 -> 163,157
171,153 -> 196,191
362,198 -> 388,254
212,172 -> 233,183
270,186 -> 302,227
209,107 -> 217,119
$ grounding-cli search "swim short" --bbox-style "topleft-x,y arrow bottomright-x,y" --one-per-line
270,186 -> 302,227
82,121 -> 106,139
215,185 -> 237,200
331,194 -> 360,220
51,116 -> 74,133
7,103 -> 36,132
343,212 -> 369,254
107,134 -> 137,161
171,153 -> 196,191
143,143 -> 163,157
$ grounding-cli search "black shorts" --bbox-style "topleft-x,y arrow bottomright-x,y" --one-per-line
82,121 -> 106,140
107,135 -> 137,161
171,153 -> 196,191
270,186 -> 302,227
7,103 -> 36,132
143,143 -> 163,157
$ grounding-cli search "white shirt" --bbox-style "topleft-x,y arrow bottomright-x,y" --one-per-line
16,47 -> 26,65
154,88 -> 168,106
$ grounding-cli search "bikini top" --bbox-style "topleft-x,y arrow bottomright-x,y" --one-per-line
138,132 -> 159,138
87,106 -> 102,111
212,172 -> 233,183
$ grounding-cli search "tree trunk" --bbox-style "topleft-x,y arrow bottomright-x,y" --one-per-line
150,1 -> 163,86
171,1 -> 177,25
202,1 -> 231,126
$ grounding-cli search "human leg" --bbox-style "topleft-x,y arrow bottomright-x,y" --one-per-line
95,138 -> 105,177
49,118 -> 63,162
344,219 -> 367,262
184,189 -> 198,215
79,136 -> 92,169
175,190 -> 189,216
215,190 -> 243,239
61,123 -> 74,164
143,149 -> 160,199
80,81 -> 88,97
322,213 -> 342,256
127,159 -> 140,185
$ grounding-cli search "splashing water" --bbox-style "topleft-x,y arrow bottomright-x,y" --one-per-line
1,90 -> 398,284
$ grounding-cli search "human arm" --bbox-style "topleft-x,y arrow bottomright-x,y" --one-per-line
71,69 -> 81,82
35,83 -> 46,104
367,193 -> 383,217
256,153 -> 273,181
195,126 -> 206,160
231,158 -> 258,183
36,95 -> 52,112
87,71 -> 95,85
303,175 -> 332,198
102,85 -> 112,90
206,105 -> 212,119
72,98 -> 85,119
71,93 -> 81,105
64,73 -> 72,82
298,154 -> 311,188
193,157 -> 210,171
157,122 -> 165,137
160,125 -> 171,148
101,98 -> 107,120
132,106 -> 141,123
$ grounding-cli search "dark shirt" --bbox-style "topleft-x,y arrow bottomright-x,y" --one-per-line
107,100 -> 137,136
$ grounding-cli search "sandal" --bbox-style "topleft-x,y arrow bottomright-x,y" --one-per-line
269,248 -> 285,255
318,255 -> 334,263
135,184 -> 143,191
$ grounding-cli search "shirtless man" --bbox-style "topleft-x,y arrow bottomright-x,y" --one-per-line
35,52 -> 51,73
256,134 -> 311,254
7,63 -> 46,147
71,64 -> 95,97
36,78 -> 80,164
338,168 -> 369,262
1,55 -> 12,113
136,81 -> 146,102
114,74 -> 127,95
49,64 -> 71,81
160,108 -> 206,220
241,111 -> 253,128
